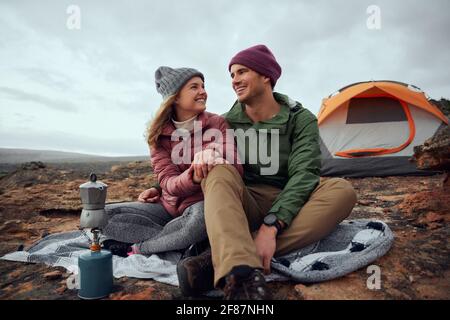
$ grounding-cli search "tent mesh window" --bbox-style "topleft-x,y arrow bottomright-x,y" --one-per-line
346,98 -> 407,124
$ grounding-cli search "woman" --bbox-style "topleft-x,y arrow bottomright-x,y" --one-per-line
102,66 -> 243,256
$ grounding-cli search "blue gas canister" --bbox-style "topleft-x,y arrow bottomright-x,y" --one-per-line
78,242 -> 113,299
77,174 -> 113,299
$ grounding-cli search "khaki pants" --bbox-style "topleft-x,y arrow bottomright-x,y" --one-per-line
201,165 -> 357,286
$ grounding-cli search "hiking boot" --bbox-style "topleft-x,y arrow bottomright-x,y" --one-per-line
223,265 -> 272,300
184,238 -> 210,257
102,239 -> 132,257
177,247 -> 214,296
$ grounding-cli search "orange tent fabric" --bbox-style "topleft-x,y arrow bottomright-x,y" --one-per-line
318,81 -> 448,125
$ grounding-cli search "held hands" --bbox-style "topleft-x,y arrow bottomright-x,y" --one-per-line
191,147 -> 228,183
137,187 -> 160,203
139,144 -> 228,199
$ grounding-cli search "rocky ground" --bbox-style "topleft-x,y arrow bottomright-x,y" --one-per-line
0,159 -> 448,300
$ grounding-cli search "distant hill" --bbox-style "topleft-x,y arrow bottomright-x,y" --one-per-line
0,148 -> 148,164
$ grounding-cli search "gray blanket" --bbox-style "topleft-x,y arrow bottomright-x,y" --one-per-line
1,205 -> 394,290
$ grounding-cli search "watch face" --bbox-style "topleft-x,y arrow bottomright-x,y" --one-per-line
264,214 -> 277,225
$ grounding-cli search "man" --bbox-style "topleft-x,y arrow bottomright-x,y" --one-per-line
177,44 -> 357,299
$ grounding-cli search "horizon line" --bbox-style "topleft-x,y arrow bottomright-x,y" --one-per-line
0,146 -> 148,158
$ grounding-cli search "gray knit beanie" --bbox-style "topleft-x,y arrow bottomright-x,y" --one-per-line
155,66 -> 204,99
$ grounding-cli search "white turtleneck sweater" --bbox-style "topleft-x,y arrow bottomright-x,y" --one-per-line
172,115 -> 198,132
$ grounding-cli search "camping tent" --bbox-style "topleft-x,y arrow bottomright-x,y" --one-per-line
318,80 -> 449,177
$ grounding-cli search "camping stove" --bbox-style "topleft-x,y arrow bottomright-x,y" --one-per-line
78,173 -> 113,299
79,173 -> 108,230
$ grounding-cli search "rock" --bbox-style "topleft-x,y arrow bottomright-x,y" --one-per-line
412,123 -> 450,171
21,161 -> 46,171
55,286 -> 67,294
41,231 -> 50,238
43,271 -> 63,280
411,100 -> 449,191
422,212 -> 445,223
294,284 -> 312,300
109,287 -> 156,300
397,191 -> 450,219
358,200 -> 372,206
4,220 -> 22,226
376,195 -> 405,202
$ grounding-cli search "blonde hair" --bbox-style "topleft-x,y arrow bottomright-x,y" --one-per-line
146,94 -> 177,149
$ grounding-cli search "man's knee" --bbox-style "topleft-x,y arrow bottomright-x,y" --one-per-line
201,164 -> 243,190
325,178 -> 357,208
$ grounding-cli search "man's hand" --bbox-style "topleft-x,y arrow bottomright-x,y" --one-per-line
137,187 -> 160,203
253,224 -> 278,274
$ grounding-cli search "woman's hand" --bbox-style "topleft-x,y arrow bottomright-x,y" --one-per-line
191,149 -> 228,183
192,168 -> 203,184
193,149 -> 219,179
137,187 -> 160,203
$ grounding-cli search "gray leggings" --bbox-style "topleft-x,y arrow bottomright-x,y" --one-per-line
103,201 -> 206,255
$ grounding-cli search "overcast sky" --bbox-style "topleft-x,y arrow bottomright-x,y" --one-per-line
0,0 -> 449,156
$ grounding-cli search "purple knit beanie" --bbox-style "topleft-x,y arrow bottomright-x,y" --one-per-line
228,44 -> 282,87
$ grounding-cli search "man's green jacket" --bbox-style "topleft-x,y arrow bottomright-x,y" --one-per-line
224,92 -> 321,226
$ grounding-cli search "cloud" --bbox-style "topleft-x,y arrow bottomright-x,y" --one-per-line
0,0 -> 449,156
15,67 -> 74,90
0,86 -> 78,113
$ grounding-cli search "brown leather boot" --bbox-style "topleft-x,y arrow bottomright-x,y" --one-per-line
223,265 -> 272,300
176,248 -> 214,296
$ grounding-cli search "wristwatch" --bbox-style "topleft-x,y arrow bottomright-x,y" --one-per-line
263,214 -> 284,234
